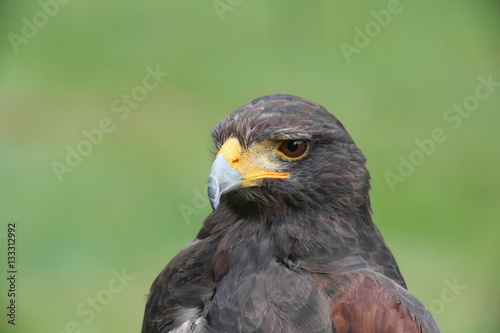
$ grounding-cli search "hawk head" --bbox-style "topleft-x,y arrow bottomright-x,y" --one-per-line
208,94 -> 370,216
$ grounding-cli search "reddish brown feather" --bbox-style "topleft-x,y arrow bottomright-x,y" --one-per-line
331,272 -> 422,333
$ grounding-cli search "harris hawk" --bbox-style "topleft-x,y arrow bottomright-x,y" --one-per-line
142,94 -> 440,333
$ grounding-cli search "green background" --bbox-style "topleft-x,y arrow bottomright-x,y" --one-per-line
1,1 -> 499,332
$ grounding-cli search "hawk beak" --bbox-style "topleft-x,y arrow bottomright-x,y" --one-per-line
208,154 -> 242,211
207,138 -> 289,210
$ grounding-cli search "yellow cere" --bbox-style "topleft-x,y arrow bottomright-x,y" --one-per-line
217,137 -> 290,187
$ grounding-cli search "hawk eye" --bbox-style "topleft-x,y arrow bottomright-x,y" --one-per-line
278,140 -> 309,160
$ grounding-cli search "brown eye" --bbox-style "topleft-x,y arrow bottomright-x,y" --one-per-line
278,140 -> 309,160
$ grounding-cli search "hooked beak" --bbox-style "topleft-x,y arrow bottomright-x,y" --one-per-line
207,138 -> 289,210
207,155 -> 242,210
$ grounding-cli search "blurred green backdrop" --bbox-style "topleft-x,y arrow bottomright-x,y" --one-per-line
1,1 -> 499,332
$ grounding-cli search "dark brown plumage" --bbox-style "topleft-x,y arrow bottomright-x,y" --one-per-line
142,94 -> 440,333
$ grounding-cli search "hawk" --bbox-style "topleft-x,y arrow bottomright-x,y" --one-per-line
142,94 -> 440,333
